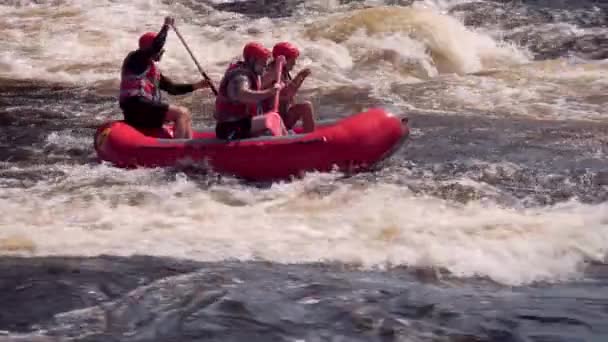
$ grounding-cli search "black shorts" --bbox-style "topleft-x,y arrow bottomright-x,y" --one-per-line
215,117 -> 252,140
120,97 -> 169,129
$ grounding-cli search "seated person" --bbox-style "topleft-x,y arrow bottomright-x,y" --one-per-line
261,42 -> 315,133
214,42 -> 286,140
118,16 -> 211,139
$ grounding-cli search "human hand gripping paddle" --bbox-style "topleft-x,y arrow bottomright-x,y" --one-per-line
263,55 -> 289,136
169,23 -> 218,96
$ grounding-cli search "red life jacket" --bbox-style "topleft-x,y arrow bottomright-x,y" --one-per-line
214,62 -> 261,122
119,56 -> 161,103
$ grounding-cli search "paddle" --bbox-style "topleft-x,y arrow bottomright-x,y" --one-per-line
271,56 -> 285,112
263,55 -> 288,136
169,23 -> 218,96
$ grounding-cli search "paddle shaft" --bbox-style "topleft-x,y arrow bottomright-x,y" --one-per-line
272,56 -> 285,113
267,56 -> 289,135
170,24 -> 218,96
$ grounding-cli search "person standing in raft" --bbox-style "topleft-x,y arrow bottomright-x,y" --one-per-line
261,42 -> 315,133
214,42 -> 286,140
119,16 -> 211,139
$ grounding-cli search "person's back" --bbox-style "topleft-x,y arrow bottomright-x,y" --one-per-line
214,61 -> 260,121
214,42 -> 285,140
118,17 -> 211,139
118,29 -> 166,113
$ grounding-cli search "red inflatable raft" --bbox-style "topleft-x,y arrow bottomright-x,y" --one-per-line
93,108 -> 409,181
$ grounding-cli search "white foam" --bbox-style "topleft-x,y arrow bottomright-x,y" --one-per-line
0,164 -> 606,286
0,0 -> 602,121
0,0 -> 224,83
409,60 -> 608,120
5,0 -> 603,121
0,1 -> 526,83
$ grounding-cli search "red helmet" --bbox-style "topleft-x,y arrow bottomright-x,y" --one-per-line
272,42 -> 300,60
139,32 -> 157,50
243,42 -> 271,62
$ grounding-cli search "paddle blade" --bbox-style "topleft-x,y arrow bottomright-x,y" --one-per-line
264,111 -> 285,136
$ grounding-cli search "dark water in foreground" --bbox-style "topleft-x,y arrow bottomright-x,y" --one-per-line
2,256 -> 608,342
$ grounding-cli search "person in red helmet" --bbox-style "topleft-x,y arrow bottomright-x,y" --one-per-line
118,17 -> 211,139
261,41 -> 315,133
214,42 -> 286,140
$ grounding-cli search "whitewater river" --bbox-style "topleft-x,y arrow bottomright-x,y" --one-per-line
0,0 -> 607,341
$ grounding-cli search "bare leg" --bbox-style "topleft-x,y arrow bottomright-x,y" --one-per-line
166,105 -> 193,139
284,101 -> 315,133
